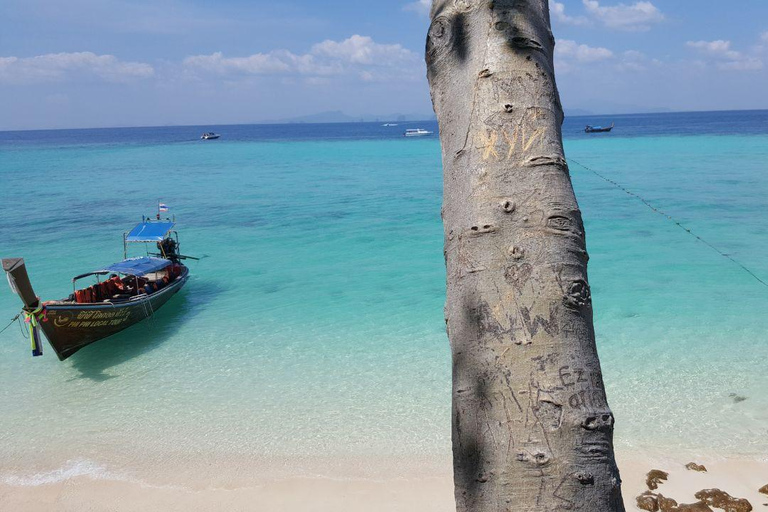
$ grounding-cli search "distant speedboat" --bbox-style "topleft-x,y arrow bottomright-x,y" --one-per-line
404,128 -> 433,137
382,123 -> 398,127
585,123 -> 614,133
201,132 -> 220,140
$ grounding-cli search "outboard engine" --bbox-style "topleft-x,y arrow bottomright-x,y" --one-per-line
157,237 -> 179,262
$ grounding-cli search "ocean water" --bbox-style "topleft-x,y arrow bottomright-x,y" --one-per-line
1,110 -> 768,485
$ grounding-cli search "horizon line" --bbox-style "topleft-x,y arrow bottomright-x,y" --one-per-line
2,108 -> 767,133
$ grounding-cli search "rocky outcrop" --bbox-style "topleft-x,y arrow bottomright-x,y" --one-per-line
647,469 -> 670,490
685,462 -> 707,473
637,491 -> 659,511
657,494 -> 679,511
636,468 -> 755,512
636,492 -> 717,512
694,489 -> 752,512
675,502 -> 714,511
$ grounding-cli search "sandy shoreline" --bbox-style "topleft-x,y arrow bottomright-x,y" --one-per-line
1,449 -> 766,511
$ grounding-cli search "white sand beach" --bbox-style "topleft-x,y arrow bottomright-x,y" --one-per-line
1,449 -> 766,511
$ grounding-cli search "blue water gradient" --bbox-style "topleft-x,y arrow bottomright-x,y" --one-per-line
1,111 -> 767,482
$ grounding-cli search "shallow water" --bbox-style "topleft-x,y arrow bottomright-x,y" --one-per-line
1,112 -> 767,483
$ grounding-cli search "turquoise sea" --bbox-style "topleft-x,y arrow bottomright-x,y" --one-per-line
1,110 -> 767,485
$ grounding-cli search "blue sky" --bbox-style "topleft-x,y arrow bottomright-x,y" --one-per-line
1,0 -> 767,130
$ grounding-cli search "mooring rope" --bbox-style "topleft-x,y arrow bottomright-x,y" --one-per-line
0,313 -> 21,335
567,157 -> 768,289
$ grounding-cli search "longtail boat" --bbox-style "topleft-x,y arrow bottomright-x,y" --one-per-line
3,217 -> 193,361
584,122 -> 614,133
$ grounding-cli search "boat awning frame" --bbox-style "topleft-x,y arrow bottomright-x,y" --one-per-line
98,257 -> 172,276
72,270 -> 110,283
125,221 -> 175,242
71,257 -> 173,283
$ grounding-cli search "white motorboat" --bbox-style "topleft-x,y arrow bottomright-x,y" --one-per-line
404,128 -> 433,137
201,133 -> 220,140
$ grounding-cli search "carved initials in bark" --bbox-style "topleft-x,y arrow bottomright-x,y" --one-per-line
477,116 -> 546,162
427,0 -> 624,510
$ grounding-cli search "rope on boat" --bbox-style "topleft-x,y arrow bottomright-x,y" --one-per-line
22,305 -> 46,356
567,157 -> 768,290
1,307 -> 45,356
145,296 -> 156,328
138,293 -> 156,329
0,313 -> 21,335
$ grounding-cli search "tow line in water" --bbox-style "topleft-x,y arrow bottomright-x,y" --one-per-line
567,157 -> 768,290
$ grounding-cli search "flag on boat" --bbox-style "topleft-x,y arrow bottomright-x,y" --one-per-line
158,203 -> 169,212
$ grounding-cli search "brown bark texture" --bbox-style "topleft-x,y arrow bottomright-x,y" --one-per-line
425,1 -> 625,510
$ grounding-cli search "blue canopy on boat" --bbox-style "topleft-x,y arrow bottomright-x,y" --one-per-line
126,221 -> 175,242
99,257 -> 171,276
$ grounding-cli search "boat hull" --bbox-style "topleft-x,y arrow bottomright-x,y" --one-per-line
585,124 -> 614,133
41,268 -> 189,360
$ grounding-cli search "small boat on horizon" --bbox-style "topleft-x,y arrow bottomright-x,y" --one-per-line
404,128 -> 433,137
3,214 -> 195,360
585,122 -> 614,133
382,123 -> 398,127
201,132 -> 220,140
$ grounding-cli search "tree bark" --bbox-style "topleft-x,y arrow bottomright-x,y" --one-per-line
425,1 -> 625,510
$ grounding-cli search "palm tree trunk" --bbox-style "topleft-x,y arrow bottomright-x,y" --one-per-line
425,1 -> 625,510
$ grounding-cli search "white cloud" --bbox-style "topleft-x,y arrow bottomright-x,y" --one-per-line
550,1 -> 589,26
183,51 -> 337,76
556,39 -> 614,62
687,40 -> 763,71
687,40 -> 739,59
0,52 -> 154,84
555,40 -> 613,74
582,0 -> 664,31
616,50 -> 662,72
623,50 -> 645,60
311,35 -> 414,66
757,32 -> 768,54
403,0 -> 431,16
184,35 -> 420,82
718,59 -> 763,71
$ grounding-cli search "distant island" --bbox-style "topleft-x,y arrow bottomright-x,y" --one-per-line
565,104 -> 672,117
260,110 -> 437,125
258,106 -> 675,125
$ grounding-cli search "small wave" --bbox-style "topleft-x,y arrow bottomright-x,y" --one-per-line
2,459 -> 117,486
2,460 -> 192,491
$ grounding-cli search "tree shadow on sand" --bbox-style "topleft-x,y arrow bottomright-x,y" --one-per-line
66,281 -> 224,382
